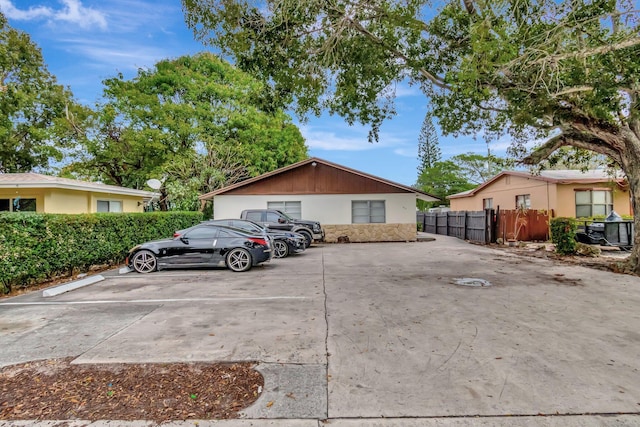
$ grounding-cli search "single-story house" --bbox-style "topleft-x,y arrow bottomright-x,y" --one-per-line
0,173 -> 156,214
199,157 -> 439,242
448,170 -> 631,217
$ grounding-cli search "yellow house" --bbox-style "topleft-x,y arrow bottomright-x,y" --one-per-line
448,170 -> 631,217
0,173 -> 156,214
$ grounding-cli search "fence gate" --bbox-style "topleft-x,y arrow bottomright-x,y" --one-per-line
497,209 -> 550,242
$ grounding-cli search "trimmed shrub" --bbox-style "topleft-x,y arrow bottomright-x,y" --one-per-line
0,212 -> 203,294
550,217 -> 578,255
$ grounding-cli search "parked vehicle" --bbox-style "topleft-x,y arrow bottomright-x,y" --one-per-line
127,223 -> 271,273
240,209 -> 324,248
207,219 -> 306,258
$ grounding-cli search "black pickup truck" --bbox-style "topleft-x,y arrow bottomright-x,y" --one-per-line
240,209 -> 324,248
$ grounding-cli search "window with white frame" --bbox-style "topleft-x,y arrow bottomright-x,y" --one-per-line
97,200 -> 123,212
352,200 -> 386,224
515,194 -> 530,209
267,201 -> 301,219
575,189 -> 613,217
483,198 -> 493,209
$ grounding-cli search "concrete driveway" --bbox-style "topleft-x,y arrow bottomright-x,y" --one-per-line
1,235 -> 640,426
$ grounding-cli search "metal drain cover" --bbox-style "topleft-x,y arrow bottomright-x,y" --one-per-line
453,278 -> 492,287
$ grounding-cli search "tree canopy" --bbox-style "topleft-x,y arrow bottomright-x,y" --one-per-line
415,152 -> 511,208
183,0 -> 640,271
0,13 -> 85,173
416,160 -> 476,208
66,53 -> 308,209
450,152 -> 514,185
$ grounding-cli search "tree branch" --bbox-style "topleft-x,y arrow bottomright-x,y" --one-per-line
535,37 -> 640,66
462,0 -> 477,15
522,132 -> 623,166
553,86 -> 594,97
343,16 -> 450,89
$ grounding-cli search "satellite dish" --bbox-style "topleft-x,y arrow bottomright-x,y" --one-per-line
146,178 -> 162,190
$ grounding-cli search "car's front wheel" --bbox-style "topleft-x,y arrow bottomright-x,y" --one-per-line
299,230 -> 312,248
226,248 -> 253,272
131,250 -> 157,273
273,240 -> 289,258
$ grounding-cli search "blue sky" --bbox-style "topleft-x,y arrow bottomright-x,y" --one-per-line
1,0 -> 506,186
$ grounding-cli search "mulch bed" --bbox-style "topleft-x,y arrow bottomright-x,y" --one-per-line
0,358 -> 263,422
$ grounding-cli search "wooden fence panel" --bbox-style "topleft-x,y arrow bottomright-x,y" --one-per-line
422,212 -> 437,234
497,209 -> 550,242
447,212 -> 466,239
466,211 -> 489,243
436,212 -> 449,235
418,209 -> 548,243
418,210 -> 493,244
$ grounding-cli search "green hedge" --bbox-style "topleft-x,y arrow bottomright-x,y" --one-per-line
550,217 -> 578,255
0,212 -> 203,293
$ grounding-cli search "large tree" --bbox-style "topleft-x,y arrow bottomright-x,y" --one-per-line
182,0 -> 640,271
67,53 -> 307,209
416,160 -> 476,208
0,13 -> 86,173
417,112 -> 441,175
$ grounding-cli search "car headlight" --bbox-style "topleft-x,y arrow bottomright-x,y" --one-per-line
313,224 -> 321,232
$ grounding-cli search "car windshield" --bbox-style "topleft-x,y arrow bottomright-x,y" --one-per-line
278,211 -> 294,220
236,221 -> 265,233
218,225 -> 259,236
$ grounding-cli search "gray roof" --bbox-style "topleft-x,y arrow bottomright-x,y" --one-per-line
0,173 -> 156,198
538,169 -> 624,180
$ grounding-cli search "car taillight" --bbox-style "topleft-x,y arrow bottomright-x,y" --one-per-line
173,232 -> 181,238
249,237 -> 268,246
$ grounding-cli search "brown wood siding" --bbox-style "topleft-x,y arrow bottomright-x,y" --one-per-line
224,163 -> 408,195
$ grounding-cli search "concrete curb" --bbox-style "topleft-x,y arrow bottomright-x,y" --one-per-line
42,275 -> 105,297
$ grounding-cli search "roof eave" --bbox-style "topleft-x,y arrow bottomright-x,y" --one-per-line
416,193 -> 440,202
199,157 -> 441,200
0,182 -> 156,197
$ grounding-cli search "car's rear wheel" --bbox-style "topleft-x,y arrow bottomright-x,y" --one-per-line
226,248 -> 253,272
299,230 -> 312,248
273,240 -> 289,258
131,250 -> 157,273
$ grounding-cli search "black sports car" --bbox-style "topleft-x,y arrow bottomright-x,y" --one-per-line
206,219 -> 306,259
127,223 -> 272,273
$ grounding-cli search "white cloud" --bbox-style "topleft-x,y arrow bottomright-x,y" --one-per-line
394,148 -> 417,158
55,0 -> 107,30
390,82 -> 422,98
303,128 -> 374,151
0,0 -> 51,20
0,0 -> 107,30
63,38 -> 164,69
301,122 -> 410,152
94,0 -> 178,33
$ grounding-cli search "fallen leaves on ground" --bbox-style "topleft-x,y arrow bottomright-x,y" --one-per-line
0,358 -> 263,422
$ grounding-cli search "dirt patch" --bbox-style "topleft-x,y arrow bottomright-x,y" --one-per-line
0,358 -> 263,422
493,243 -> 633,274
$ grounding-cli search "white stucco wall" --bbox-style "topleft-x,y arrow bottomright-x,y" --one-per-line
213,193 -> 417,224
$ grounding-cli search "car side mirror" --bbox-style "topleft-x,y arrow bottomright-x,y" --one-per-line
278,218 -> 286,223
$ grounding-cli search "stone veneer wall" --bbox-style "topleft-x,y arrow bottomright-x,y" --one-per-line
323,223 -> 417,243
